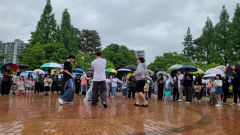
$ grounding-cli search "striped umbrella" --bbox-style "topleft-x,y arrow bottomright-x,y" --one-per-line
41,62 -> 62,68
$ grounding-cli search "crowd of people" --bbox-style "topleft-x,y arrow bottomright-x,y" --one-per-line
1,53 -> 240,108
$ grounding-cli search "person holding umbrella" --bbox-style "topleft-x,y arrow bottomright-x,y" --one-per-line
183,68 -> 193,104
58,55 -> 76,104
1,64 -> 13,95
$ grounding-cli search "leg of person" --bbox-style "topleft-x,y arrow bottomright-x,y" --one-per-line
100,81 -> 107,108
178,86 -> 183,101
223,87 -> 227,103
60,79 -> 75,103
233,85 -> 238,104
237,88 -> 240,106
6,81 -> 11,95
92,81 -> 99,106
173,88 -> 176,101
1,82 -> 7,95
185,86 -> 188,102
188,86 -> 192,102
112,87 -> 117,96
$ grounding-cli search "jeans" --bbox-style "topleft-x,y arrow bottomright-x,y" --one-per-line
112,87 -> 117,96
61,79 -> 75,102
92,81 -> 107,105
122,88 -> 128,97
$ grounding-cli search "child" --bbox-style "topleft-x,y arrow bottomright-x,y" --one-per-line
84,76 -> 93,101
75,74 -> 81,95
144,78 -> 150,98
81,73 -> 88,96
164,76 -> 172,102
44,74 -> 53,96
17,76 -> 25,96
207,78 -> 217,105
122,77 -> 128,98
25,73 -> 34,96
214,74 -> 223,107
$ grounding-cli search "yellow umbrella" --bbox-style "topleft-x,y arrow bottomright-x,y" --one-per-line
191,68 -> 204,74
105,68 -> 117,74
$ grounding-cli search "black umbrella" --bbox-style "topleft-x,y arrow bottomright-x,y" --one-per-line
18,64 -> 29,69
124,65 -> 137,71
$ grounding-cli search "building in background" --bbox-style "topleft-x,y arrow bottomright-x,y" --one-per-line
0,39 -> 28,64
134,50 -> 145,59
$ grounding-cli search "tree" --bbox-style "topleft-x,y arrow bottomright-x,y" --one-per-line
75,52 -> 95,71
30,0 -> 57,46
183,27 -> 195,60
230,4 -> 240,62
197,17 -> 220,64
147,52 -> 191,72
102,44 -> 137,69
20,43 -> 46,70
214,6 -> 232,65
42,43 -> 69,63
76,29 -> 101,55
60,9 -> 78,54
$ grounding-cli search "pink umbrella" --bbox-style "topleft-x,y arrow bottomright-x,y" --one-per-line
215,65 -> 227,72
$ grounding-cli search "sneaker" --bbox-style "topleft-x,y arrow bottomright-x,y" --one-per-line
215,104 -> 222,107
58,98 -> 64,105
102,101 -> 108,108
178,99 -> 183,102
231,103 -> 236,106
185,102 -> 190,104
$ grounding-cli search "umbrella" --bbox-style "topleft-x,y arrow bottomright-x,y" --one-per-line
146,70 -> 154,75
41,62 -> 62,68
203,73 -> 226,78
20,71 -> 37,79
72,73 -> 81,78
215,65 -> 227,72
169,64 -> 183,70
88,68 -> 94,72
190,68 -> 204,74
117,68 -> 132,72
1,63 -> 19,73
178,65 -> 197,72
33,69 -> 45,74
105,68 -> 117,74
124,65 -> 137,70
18,64 -> 29,69
156,70 -> 168,77
73,68 -> 84,73
204,68 -> 225,77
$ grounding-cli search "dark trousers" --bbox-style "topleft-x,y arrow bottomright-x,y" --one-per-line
195,92 -> 201,100
158,86 -> 164,100
51,82 -> 58,94
35,82 -> 40,93
92,81 -> 107,105
75,84 -> 80,94
185,86 -> 192,102
39,84 -> 44,92
1,81 -> 11,95
223,87 -> 229,103
233,85 -> 240,104
128,87 -> 135,98
173,87 -> 179,101
148,87 -> 152,99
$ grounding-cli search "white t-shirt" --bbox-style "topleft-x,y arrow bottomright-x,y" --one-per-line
214,80 -> 222,87
178,74 -> 183,86
111,78 -> 118,87
91,58 -> 106,82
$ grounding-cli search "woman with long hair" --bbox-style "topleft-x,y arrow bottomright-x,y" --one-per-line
134,57 -> 148,107
1,64 -> 13,95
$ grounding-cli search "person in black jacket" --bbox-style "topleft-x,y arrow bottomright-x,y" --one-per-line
222,76 -> 230,103
157,74 -> 164,100
128,74 -> 136,98
183,69 -> 193,103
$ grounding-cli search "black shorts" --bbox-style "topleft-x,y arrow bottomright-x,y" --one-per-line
45,86 -> 50,91
136,80 -> 145,93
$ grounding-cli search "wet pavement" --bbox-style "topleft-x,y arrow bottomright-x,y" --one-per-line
0,95 -> 239,135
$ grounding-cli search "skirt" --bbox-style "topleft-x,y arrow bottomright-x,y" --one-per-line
215,86 -> 222,94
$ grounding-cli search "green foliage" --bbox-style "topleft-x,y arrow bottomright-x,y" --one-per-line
42,43 -> 68,63
20,43 -> 46,70
106,60 -> 116,69
75,52 -> 95,71
76,29 -> 101,55
60,9 -> 78,54
182,27 -> 194,60
30,0 -> 57,46
102,44 -> 137,69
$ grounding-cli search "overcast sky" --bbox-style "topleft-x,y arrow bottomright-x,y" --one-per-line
0,0 -> 239,64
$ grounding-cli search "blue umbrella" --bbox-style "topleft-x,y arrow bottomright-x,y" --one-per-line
73,68 -> 84,73
117,68 -> 132,72
178,65 -> 197,72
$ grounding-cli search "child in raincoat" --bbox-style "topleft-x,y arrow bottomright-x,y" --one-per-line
164,76 -> 172,102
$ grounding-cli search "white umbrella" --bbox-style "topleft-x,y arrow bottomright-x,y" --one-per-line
117,68 -> 132,72
156,71 -> 168,78
146,70 -> 154,75
204,68 -> 225,77
169,64 -> 183,70
33,69 -> 45,74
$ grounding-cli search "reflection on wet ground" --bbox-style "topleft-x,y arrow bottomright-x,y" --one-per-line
0,95 -> 239,135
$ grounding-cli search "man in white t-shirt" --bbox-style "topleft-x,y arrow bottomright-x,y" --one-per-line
177,71 -> 184,102
91,52 -> 107,108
